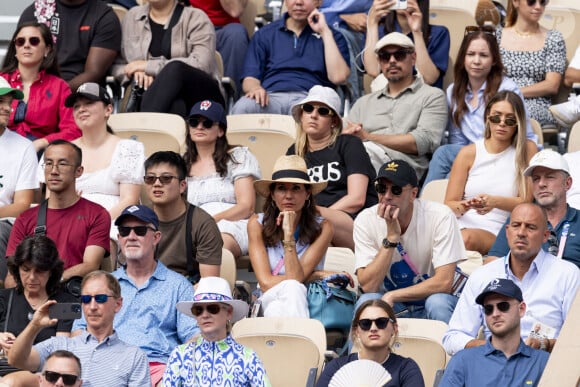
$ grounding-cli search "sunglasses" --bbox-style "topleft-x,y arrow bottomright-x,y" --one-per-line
143,175 -> 178,185
526,0 -> 549,6
188,117 -> 215,129
301,103 -> 334,117
80,294 -> 114,304
377,49 -> 412,62
118,225 -> 156,237
488,115 -> 517,127
374,182 -> 404,196
14,36 -> 41,47
191,303 -> 225,316
357,317 -> 393,331
43,371 -> 79,385
483,301 -> 514,316
464,25 -> 496,37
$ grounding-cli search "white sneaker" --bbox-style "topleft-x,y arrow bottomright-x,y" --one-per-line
549,97 -> 580,128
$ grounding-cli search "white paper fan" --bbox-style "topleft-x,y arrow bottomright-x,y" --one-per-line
329,359 -> 392,387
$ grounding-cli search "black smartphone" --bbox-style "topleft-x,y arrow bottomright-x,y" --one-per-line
49,303 -> 82,320
312,15 -> 319,23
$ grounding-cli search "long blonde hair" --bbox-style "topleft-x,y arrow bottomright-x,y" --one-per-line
294,115 -> 342,158
483,90 -> 530,199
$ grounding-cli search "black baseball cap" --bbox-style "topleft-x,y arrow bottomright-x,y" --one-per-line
376,160 -> 418,187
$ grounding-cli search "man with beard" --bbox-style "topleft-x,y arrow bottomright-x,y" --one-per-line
443,203 -> 579,355
343,32 -> 447,179
440,279 -> 549,386
487,150 -> 580,268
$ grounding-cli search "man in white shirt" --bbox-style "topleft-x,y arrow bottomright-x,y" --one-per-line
549,45 -> 580,128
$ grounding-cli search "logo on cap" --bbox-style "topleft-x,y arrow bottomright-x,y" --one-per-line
77,83 -> 89,93
200,100 -> 211,111
385,161 -> 399,172
487,278 -> 501,290
126,205 -> 140,213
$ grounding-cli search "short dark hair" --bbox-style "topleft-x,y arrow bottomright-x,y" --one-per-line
46,139 -> 83,167
45,350 -> 82,376
144,151 -> 188,181
7,235 -> 64,295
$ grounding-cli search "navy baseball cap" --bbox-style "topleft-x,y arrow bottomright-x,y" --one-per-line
188,100 -> 227,129
376,160 -> 418,188
115,205 -> 159,230
475,278 -> 523,305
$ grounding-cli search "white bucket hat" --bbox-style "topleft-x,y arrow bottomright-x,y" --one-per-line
176,277 -> 249,322
291,85 -> 342,130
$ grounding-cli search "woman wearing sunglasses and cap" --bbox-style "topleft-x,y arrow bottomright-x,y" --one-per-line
0,22 -> 80,154
163,276 -> 271,386
316,299 -> 424,386
287,86 -> 377,250
444,90 -> 536,255
248,155 -> 335,318
184,100 -> 261,260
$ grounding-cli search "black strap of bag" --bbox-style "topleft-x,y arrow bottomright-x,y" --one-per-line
185,205 -> 200,284
34,199 -> 48,236
160,4 -> 184,59
3,289 -> 13,332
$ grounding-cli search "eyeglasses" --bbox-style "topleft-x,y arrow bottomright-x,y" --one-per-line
14,36 -> 41,47
188,117 -> 215,129
464,25 -> 496,37
374,182 -> 404,196
43,371 -> 79,385
483,301 -> 514,316
42,161 -> 75,171
526,0 -> 549,6
80,294 -> 115,304
377,49 -> 412,62
143,175 -> 179,185
301,103 -> 334,117
191,303 -> 225,316
488,115 -> 517,127
357,317 -> 394,331
117,225 -> 156,237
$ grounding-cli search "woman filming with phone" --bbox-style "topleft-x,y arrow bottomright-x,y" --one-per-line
0,235 -> 76,377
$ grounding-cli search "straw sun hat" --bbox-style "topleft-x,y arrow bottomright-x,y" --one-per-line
253,155 -> 327,198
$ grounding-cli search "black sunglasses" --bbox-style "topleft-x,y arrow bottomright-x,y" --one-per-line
14,36 -> 41,47
301,103 -> 334,117
374,182 -> 404,196
358,317 -> 393,331
377,49 -> 412,62
188,117 -> 215,129
80,294 -> 114,304
143,175 -> 178,185
191,303 -> 225,316
43,371 -> 79,385
464,25 -> 496,37
118,225 -> 156,237
483,301 -> 513,316
526,0 -> 549,6
488,115 -> 517,127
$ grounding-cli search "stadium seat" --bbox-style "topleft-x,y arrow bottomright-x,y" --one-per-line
567,121 -> 580,152
420,179 -> 449,203
220,248 -> 237,291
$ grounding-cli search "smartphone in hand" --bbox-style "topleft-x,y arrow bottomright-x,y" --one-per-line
49,303 -> 82,320
389,0 -> 408,10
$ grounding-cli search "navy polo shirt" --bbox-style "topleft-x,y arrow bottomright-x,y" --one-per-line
488,205 -> 580,268
241,13 -> 350,92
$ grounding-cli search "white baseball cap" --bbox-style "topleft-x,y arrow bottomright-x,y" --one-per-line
523,149 -> 570,176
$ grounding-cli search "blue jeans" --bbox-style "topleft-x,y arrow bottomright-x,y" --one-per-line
216,23 -> 249,100
422,144 -> 462,188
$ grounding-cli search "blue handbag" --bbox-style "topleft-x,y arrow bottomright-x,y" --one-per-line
307,274 -> 357,332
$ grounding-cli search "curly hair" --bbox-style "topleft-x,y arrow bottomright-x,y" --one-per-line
7,235 -> 64,296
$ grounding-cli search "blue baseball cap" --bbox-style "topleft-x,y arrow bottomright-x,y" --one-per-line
115,205 -> 159,230
475,278 -> 523,305
188,100 -> 227,129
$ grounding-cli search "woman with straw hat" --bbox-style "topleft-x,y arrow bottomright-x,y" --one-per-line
163,276 -> 270,386
248,155 -> 335,318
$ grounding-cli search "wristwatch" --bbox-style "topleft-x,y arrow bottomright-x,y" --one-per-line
382,238 -> 398,249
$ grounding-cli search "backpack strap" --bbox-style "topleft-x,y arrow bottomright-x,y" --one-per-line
34,199 -> 48,236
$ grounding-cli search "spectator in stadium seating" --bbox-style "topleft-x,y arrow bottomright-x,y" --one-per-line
19,0 -> 122,91
441,279 -> 549,386
111,0 -> 224,117
0,22 -> 80,154
0,79 -> 38,285
549,44 -> 580,128
345,32 -> 448,179
5,140 -> 110,289
6,271 -> 150,386
444,90 -> 537,254
363,0 -> 449,89
184,100 -> 259,259
38,350 -> 83,387
189,0 -> 249,99
443,203 -> 579,355
497,0 -> 566,127
286,85 -> 377,249
487,150 -> 580,268
163,276 -> 271,386
231,0 -> 350,115
316,299 -> 424,386
248,155 -> 333,317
